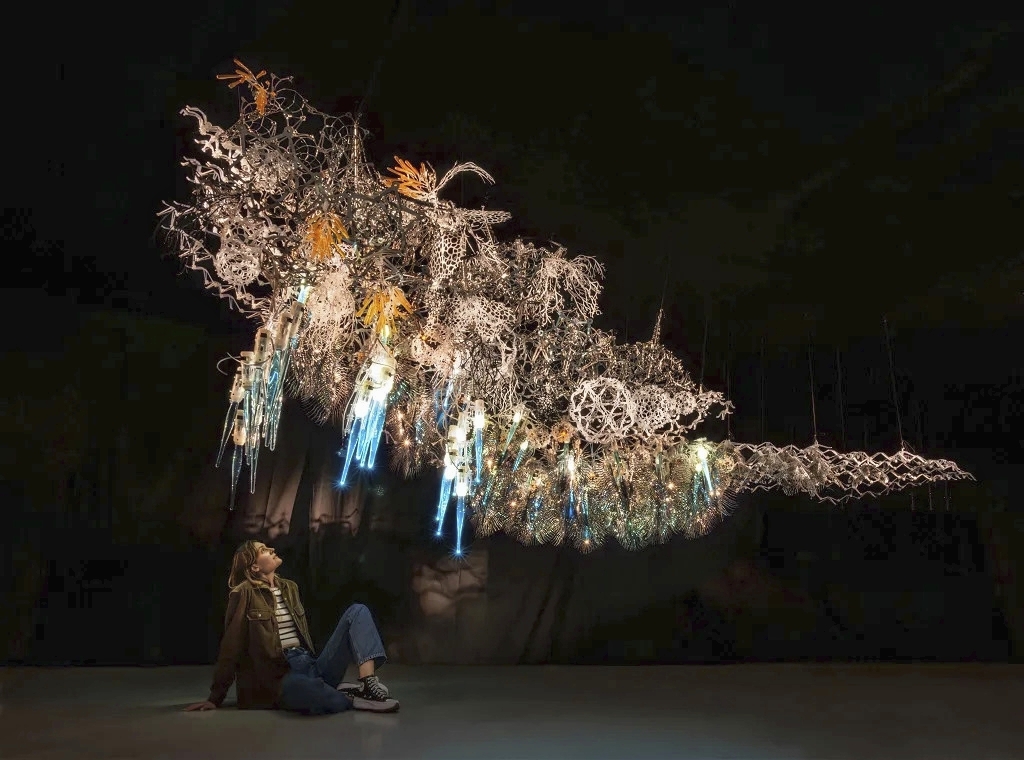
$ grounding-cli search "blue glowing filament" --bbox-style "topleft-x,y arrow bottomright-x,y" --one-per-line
230,445 -> 243,509
454,494 -> 467,556
338,415 -> 361,487
474,428 -> 484,484
435,472 -> 454,535
216,401 -> 238,468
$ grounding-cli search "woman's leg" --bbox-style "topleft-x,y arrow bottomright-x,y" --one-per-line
314,603 -> 387,687
279,672 -> 352,715
279,651 -> 351,715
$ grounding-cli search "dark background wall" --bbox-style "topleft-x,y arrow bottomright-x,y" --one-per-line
2,298 -> 1020,667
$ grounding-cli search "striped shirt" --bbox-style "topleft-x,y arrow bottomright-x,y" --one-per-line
271,587 -> 301,650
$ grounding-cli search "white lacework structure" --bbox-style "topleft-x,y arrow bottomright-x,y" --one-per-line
162,64 -> 974,551
727,442 -> 974,503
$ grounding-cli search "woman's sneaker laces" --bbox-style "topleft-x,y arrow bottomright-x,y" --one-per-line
340,675 -> 399,712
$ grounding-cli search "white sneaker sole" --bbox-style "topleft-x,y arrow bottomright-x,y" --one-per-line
351,696 -> 400,713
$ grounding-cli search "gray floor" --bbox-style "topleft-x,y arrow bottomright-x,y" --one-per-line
2,663 -> 1023,759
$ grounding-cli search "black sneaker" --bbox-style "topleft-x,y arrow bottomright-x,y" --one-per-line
345,675 -> 399,713
339,676 -> 391,699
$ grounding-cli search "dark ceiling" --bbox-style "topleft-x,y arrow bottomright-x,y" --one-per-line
21,5 -> 1023,356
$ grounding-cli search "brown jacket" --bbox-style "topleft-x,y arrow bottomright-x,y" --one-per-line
207,577 -> 315,709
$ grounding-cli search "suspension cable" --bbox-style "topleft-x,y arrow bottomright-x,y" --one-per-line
882,316 -> 905,448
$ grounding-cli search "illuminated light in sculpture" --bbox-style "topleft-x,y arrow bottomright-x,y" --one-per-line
229,409 -> 246,508
163,62 -> 975,551
454,470 -> 470,556
435,454 -> 457,535
473,399 -> 485,484
217,368 -> 245,468
338,342 -> 396,486
694,442 -> 715,501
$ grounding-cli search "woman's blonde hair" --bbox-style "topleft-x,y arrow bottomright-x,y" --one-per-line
228,540 -> 265,588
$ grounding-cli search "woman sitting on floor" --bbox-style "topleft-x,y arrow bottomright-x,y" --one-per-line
185,540 -> 399,714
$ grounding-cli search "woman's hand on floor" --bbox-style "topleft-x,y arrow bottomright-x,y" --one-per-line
184,700 -> 217,711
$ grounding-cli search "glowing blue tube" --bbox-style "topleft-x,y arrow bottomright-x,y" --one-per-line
230,445 -> 243,509
481,472 -> 498,510
474,428 -> 484,484
354,405 -> 377,465
435,476 -> 454,534
433,389 -> 443,427
363,401 -> 387,470
216,401 -> 237,467
242,393 -> 253,464
250,436 -> 260,494
338,417 -> 361,487
440,381 -> 454,424
454,495 -> 467,556
511,441 -> 529,472
266,393 -> 284,451
265,353 -> 282,408
501,418 -> 521,457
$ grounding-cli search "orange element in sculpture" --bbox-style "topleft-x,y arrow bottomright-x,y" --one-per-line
304,212 -> 349,261
356,286 -> 414,338
217,59 -> 276,116
382,157 -> 436,200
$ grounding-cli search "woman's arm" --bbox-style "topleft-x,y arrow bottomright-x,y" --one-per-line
206,588 -> 248,706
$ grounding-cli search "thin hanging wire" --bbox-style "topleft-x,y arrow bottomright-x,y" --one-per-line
758,336 -> 766,441
723,325 -> 732,440
882,316 -> 906,448
918,400 -> 934,510
807,345 -> 818,443
354,0 -> 405,124
726,359 -> 732,439
835,347 -> 847,449
698,304 -> 710,390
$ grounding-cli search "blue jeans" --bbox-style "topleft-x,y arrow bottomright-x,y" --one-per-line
278,603 -> 388,715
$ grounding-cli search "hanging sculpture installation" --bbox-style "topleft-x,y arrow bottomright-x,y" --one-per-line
161,62 -> 973,553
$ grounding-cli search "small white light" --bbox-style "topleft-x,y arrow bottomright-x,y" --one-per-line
352,398 -> 370,419
455,480 -> 469,497
520,439 -> 529,450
